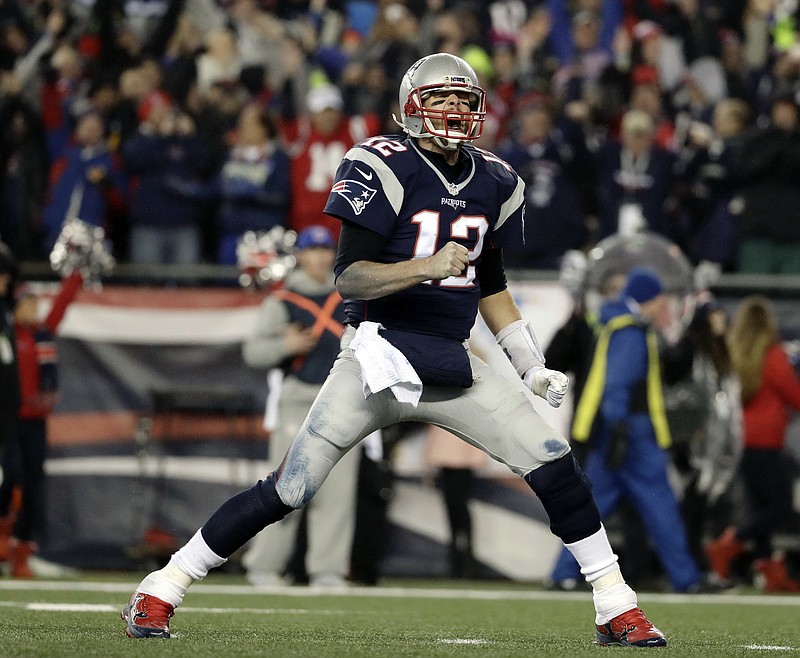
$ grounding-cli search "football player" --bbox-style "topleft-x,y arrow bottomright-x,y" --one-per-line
122,54 -> 667,647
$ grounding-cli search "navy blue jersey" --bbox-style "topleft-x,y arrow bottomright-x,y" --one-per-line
324,135 -> 525,341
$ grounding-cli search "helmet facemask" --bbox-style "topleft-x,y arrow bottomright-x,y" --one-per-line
395,55 -> 487,151
404,80 -> 486,150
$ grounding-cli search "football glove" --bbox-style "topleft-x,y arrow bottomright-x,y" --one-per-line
523,366 -> 569,408
495,320 -> 570,408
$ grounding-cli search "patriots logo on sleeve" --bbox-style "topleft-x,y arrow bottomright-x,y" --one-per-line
331,179 -> 377,215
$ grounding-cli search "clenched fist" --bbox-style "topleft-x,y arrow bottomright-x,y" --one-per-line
524,366 -> 570,408
427,241 -> 469,280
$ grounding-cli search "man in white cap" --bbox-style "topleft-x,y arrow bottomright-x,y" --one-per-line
285,83 -> 381,240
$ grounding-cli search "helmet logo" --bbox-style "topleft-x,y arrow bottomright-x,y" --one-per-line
442,75 -> 472,88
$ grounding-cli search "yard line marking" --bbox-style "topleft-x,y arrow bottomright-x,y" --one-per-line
21,602 -> 334,615
29,603 -> 118,612
1,580 -> 799,607
742,646 -> 798,652
439,639 -> 489,645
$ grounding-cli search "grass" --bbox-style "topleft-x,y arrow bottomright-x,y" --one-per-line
1,574 -> 799,657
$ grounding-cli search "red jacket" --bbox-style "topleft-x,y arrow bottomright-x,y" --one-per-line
16,273 -> 82,420
742,343 -> 800,450
284,113 -> 381,239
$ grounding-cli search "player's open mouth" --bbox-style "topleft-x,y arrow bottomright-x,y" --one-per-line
446,117 -> 466,132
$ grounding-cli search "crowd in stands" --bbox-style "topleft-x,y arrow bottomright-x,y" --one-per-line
2,0 -> 800,273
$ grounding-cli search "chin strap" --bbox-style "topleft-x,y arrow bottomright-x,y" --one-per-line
393,115 -> 470,151
432,135 -> 461,150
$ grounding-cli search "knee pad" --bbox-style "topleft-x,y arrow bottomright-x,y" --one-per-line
524,454 -> 601,544
201,472 -> 294,558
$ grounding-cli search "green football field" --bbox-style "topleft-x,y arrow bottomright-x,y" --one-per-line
1,575 -> 799,657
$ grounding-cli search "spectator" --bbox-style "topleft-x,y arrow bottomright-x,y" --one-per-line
512,5 -> 559,97
40,110 -> 126,252
706,295 -> 800,590
717,29 -> 754,105
284,82 -> 380,239
499,97 -> 593,269
195,28 -> 242,95
547,1 -> 623,69
730,94 -> 800,274
40,43 -> 86,161
0,73 -> 49,259
663,294 -> 742,571
676,96 -> 750,269
82,0 -> 185,84
214,104 -> 290,264
628,19 -> 686,98
549,5 -> 624,125
0,241 -> 20,561
241,225 -> 367,588
594,109 -> 679,241
549,267 -> 705,593
423,424 -> 486,579
0,240 -> 19,441
0,271 -> 83,577
227,0 -> 285,72
1,9 -> 66,108
160,13 -> 206,107
118,66 -> 158,128
661,0 -> 724,65
675,57 -> 728,130
628,77 -> 676,152
122,102 -> 213,264
340,3 -> 422,122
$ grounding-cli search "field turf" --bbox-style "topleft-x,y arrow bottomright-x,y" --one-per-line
1,575 -> 799,657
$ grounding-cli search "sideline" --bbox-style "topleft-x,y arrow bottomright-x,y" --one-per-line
0,579 -> 798,606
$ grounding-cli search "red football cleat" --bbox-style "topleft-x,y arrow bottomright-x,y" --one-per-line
596,607 -> 667,647
121,591 -> 174,638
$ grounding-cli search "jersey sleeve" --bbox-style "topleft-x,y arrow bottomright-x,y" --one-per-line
323,142 -> 406,238
489,170 -> 526,249
470,146 -> 526,250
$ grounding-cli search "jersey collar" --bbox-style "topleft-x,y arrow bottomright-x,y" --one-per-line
411,140 -> 476,197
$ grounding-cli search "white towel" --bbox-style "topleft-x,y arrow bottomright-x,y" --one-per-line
349,322 -> 423,406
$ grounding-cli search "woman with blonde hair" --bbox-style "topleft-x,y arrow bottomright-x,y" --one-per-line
706,295 -> 800,590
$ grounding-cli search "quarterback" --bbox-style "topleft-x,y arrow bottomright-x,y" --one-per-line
122,53 -> 667,647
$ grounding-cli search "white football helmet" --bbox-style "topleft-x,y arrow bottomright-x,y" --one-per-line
395,53 -> 486,150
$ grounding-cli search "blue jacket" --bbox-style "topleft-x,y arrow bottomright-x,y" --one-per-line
499,124 -> 592,268
41,144 -> 125,248
215,144 -> 290,236
595,142 -> 677,241
122,132 -> 213,228
572,297 -> 672,451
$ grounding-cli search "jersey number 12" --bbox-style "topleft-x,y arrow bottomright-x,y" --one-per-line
411,211 -> 489,288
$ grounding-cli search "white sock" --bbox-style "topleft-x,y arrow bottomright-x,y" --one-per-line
564,525 -> 619,581
137,530 -> 226,609
564,525 -> 637,625
173,529 -> 227,580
